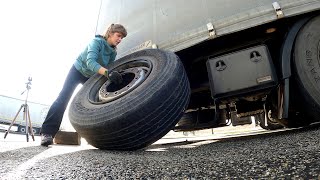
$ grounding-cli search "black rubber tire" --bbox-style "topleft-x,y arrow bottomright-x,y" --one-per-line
69,49 -> 190,150
293,15 -> 320,122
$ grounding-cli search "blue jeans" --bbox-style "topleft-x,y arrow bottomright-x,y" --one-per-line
40,65 -> 89,136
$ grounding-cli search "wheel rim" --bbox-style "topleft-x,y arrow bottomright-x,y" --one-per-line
98,67 -> 147,102
89,59 -> 152,104
20,127 -> 26,133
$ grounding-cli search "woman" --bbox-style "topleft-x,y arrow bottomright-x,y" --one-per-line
40,24 -> 127,146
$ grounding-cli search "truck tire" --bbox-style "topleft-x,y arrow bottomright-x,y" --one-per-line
69,49 -> 191,150
293,15 -> 320,122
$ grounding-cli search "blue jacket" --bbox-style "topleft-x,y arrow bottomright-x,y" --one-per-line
74,35 -> 117,78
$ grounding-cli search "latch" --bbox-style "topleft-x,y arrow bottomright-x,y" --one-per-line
207,22 -> 216,38
272,2 -> 284,19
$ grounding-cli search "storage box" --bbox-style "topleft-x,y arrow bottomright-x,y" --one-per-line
206,45 -> 277,98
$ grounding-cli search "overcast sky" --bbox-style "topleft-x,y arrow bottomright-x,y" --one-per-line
0,0 -> 101,105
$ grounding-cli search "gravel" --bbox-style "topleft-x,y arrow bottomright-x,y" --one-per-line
1,125 -> 320,179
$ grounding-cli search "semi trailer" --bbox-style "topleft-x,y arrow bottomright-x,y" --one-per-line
0,95 -> 49,135
68,0 -> 320,150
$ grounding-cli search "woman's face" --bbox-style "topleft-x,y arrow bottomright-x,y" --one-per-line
107,32 -> 124,47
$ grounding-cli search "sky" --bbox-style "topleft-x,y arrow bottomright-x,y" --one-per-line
0,0 -> 101,105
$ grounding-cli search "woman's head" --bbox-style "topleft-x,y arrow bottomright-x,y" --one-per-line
105,24 -> 127,47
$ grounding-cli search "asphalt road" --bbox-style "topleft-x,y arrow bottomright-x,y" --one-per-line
1,124 -> 320,179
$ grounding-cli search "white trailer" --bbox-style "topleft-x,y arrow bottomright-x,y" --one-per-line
0,95 -> 49,135
68,0 -> 320,150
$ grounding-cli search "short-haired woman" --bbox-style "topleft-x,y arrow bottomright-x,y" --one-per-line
40,24 -> 127,146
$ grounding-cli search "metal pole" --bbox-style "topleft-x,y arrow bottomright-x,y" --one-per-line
3,105 -> 23,139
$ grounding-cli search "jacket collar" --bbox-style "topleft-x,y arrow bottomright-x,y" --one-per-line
95,35 -> 116,49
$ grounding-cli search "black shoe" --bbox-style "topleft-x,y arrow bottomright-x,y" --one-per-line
41,134 -> 53,146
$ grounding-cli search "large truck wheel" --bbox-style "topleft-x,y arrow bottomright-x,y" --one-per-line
293,15 -> 320,122
69,49 -> 191,150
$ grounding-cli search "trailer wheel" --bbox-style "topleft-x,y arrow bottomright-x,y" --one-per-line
293,15 -> 320,122
32,128 -> 40,135
18,126 -> 26,133
69,49 -> 190,150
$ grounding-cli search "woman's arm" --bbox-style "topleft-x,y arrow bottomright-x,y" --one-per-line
86,39 -> 104,74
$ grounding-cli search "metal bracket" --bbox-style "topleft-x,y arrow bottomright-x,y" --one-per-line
229,102 -> 237,113
207,22 -> 216,38
229,102 -> 238,125
272,2 -> 284,19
